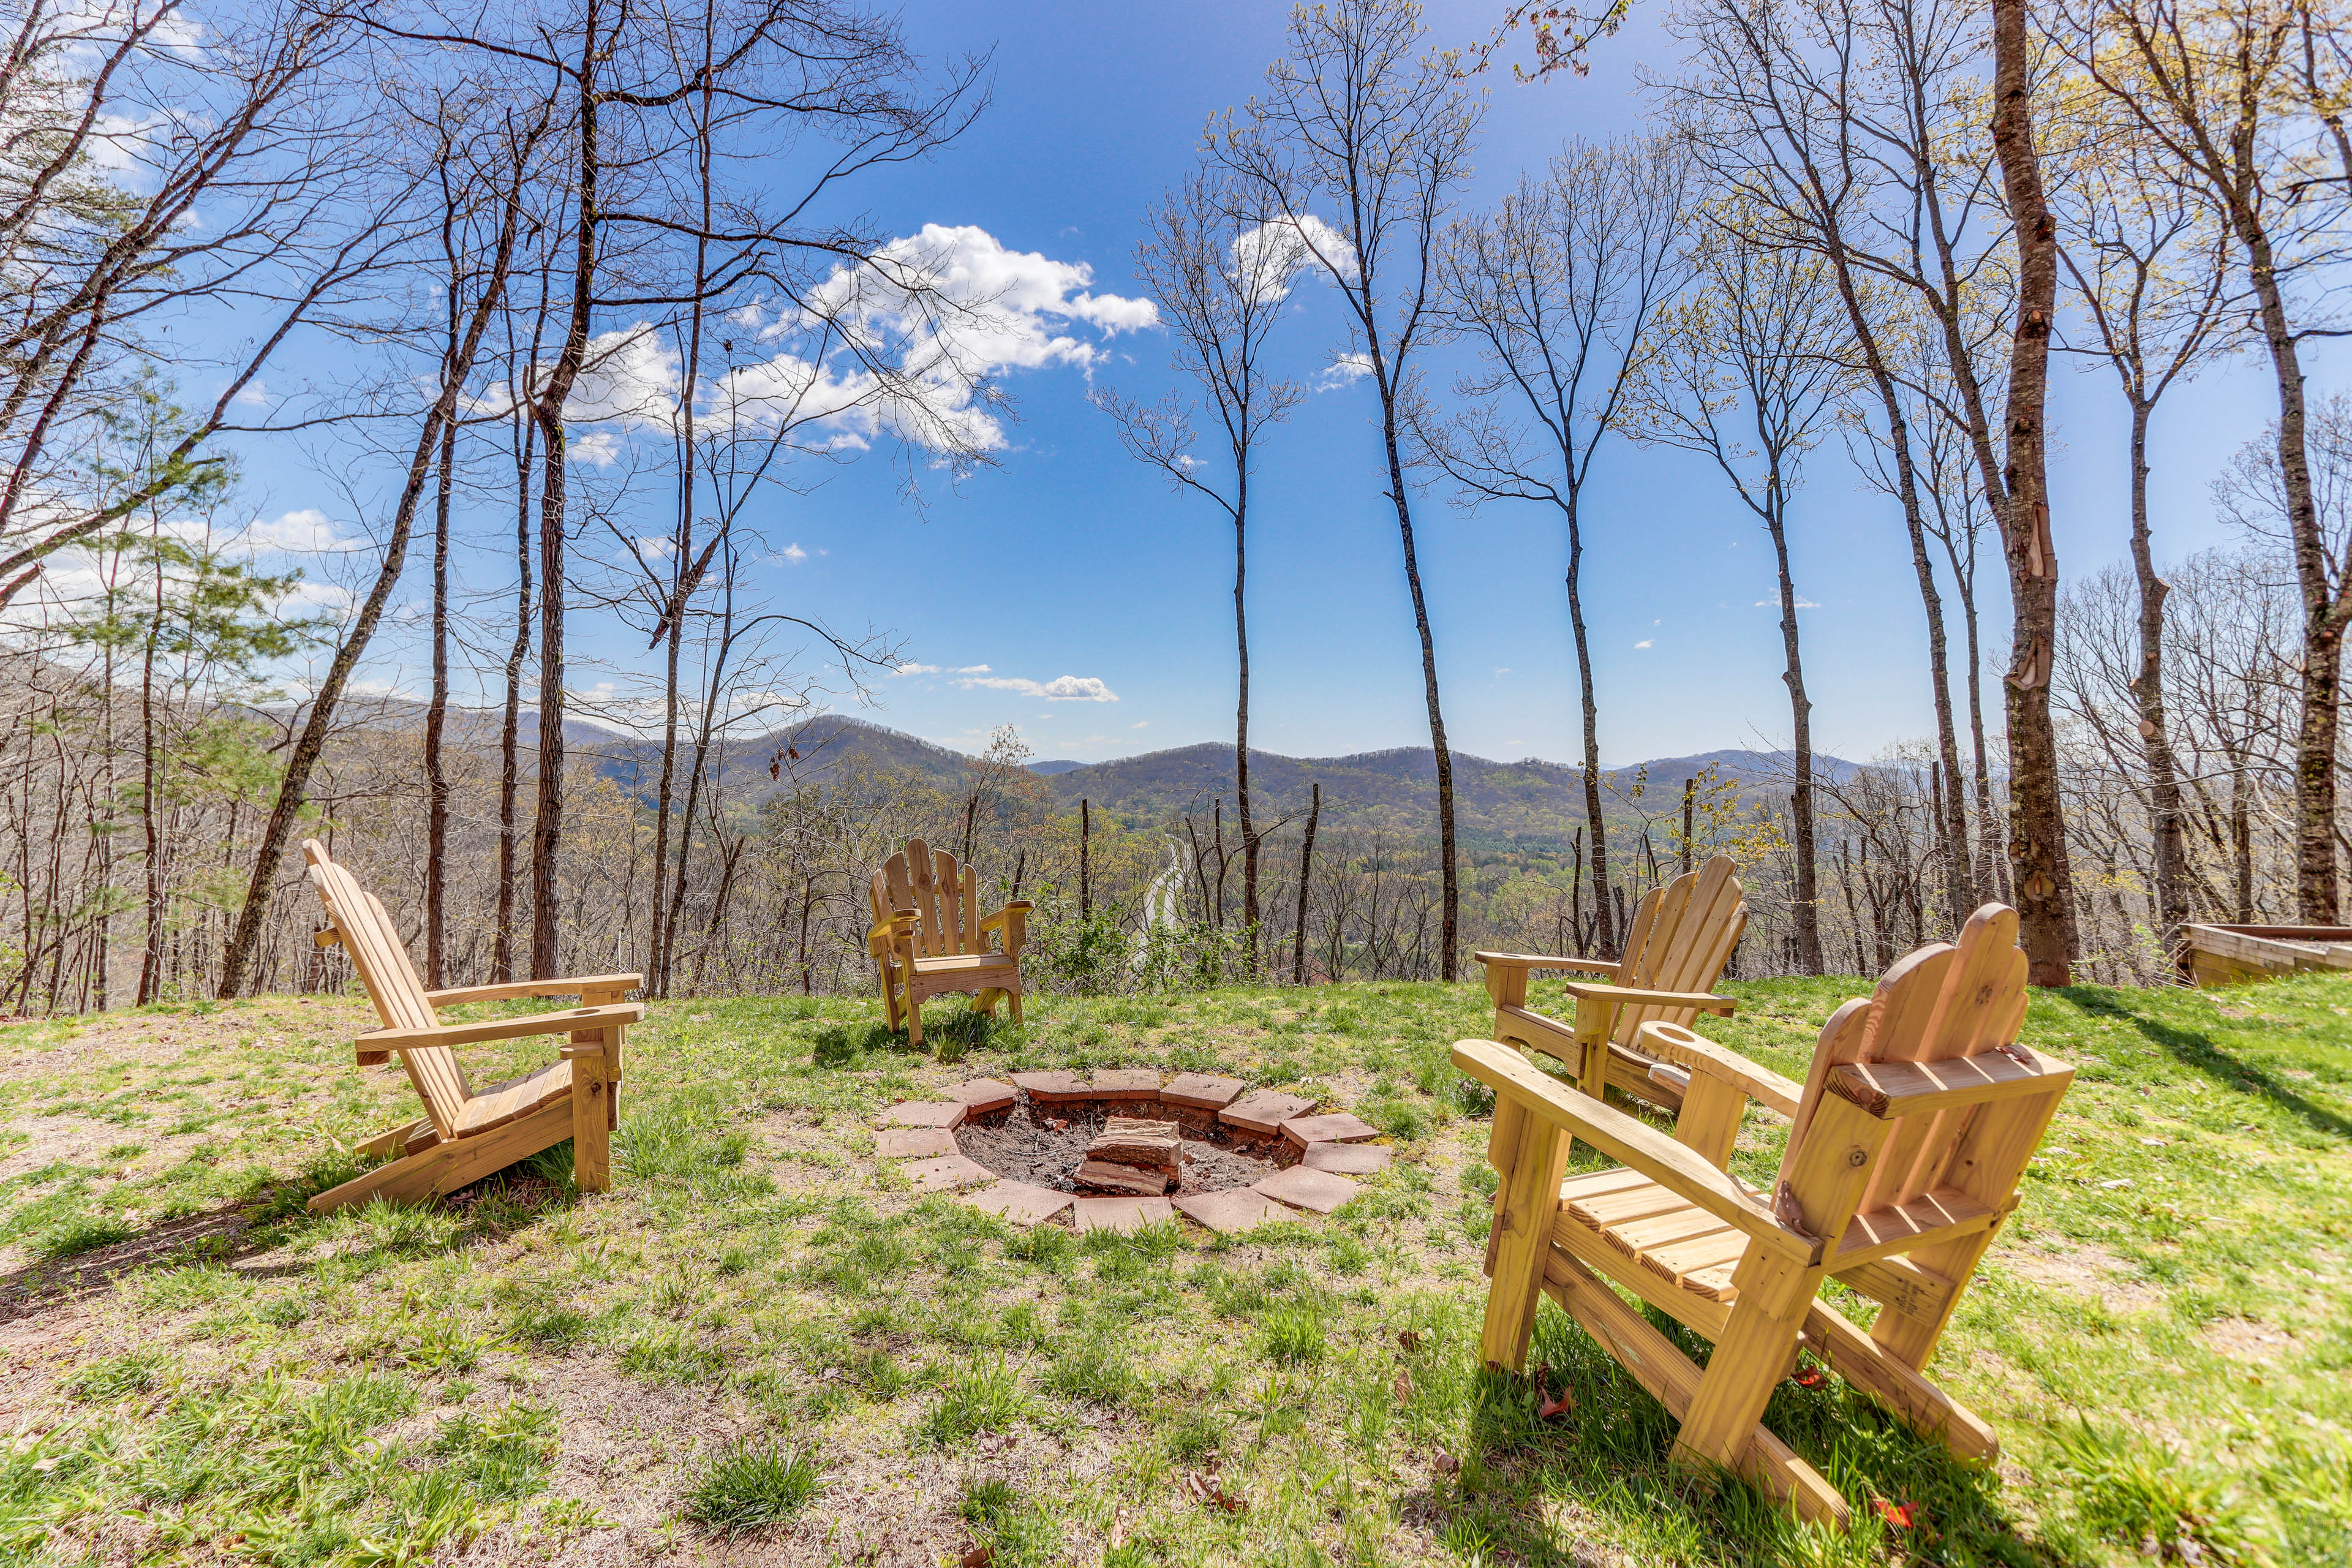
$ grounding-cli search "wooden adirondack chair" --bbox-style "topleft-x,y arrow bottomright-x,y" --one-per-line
868,837 -> 1031,1048
1477,853 -> 1749,1110
301,839 -> 644,1214
1457,904 -> 2071,1528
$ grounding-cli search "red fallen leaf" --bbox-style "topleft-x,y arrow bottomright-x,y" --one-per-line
1874,1499 -> 1918,1530
1792,1366 -> 1826,1389
960,1547 -> 995,1568
1539,1387 -> 1575,1420
1046,1118 -> 1068,1132
1398,1329 -> 1424,1353
1434,1452 -> 1461,1476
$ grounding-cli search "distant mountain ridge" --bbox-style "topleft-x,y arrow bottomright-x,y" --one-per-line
315,701 -> 1852,850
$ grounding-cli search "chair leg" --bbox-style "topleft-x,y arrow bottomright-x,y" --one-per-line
905,990 -> 924,1049
1545,1249 -> 1849,1528
355,1117 -> 432,1159
1480,1099 -> 1569,1370
1007,984 -> 1022,1026
571,1041 -> 612,1193
1674,1250 -> 1816,1477
307,1143 -> 458,1213
971,987 -> 1003,1016
1804,1298 -> 1997,1461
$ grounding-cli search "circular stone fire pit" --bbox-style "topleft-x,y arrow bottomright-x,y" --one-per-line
873,1070 -> 1395,1235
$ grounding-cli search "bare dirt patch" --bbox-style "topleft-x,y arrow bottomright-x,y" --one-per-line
2201,1316 -> 2299,1362
2000,1240 -> 2166,1314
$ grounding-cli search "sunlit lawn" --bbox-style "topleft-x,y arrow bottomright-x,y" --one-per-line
0,965 -> 2345,1565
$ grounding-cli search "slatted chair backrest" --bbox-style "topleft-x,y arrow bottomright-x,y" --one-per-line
1778,903 -> 2034,1226
1608,854 -> 1749,1046
878,838 -> 982,959
303,840 -> 473,1138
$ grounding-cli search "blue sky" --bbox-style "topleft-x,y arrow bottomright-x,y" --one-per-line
274,0 -> 2341,769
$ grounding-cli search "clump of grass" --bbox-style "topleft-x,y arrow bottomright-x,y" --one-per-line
922,1355 -> 1027,1446
619,1327 -> 726,1384
65,1354 -> 157,1402
1041,1338 -> 1135,1406
959,1476 -> 1019,1524
37,1213 -> 137,1259
682,1437 -> 824,1532
1255,1303 -> 1327,1365
508,1304 -> 588,1349
430,1401 -> 559,1502
2051,1421 -> 2267,1564
1158,1406 -> 1223,1464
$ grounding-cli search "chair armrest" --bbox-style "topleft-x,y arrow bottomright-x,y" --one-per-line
866,911 -> 915,948
1452,1038 -> 1817,1265
360,1002 -> 644,1052
977,900 -> 1035,933
1559,981 -> 1736,1015
1634,1020 -> 1803,1118
1474,949 -> 1621,974
425,973 -> 643,1007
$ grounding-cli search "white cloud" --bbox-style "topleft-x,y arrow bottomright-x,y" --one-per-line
892,662 -> 942,676
956,663 -> 992,674
568,430 -> 623,467
1132,720 -> 1148,728
1634,639 -> 1654,649
780,542 -> 808,562
239,508 -> 355,554
1232,214 -> 1357,303
1755,598 -> 1822,609
956,672 -> 1118,701
234,381 -> 269,408
1318,351 -> 1376,391
1494,666 -> 1512,675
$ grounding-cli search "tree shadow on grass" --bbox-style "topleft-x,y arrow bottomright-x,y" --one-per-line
1463,1306 -> 2078,1565
813,1007 -> 1011,1069
2064,987 -> 2352,1143
0,1153 -> 575,1324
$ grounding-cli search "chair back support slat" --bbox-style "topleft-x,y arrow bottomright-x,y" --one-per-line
1611,854 -> 1749,1045
303,840 -> 472,1137
932,846 -> 968,953
1779,906 -> 2034,1227
876,840 -> 989,960
905,837 -> 947,959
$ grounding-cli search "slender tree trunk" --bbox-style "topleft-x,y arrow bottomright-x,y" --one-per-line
1234,475 -> 1259,975
1563,492 -> 1612,952
423,384 -> 456,990
528,29 -> 606,981
1292,780 -> 1319,985
2122,398 -> 2191,967
1079,797 -> 1090,918
1766,491 -> 1821,974
1817,229 -> 1972,925
494,412 -> 534,984
1991,0 -> 2077,984
1373,365 -> 1457,981
137,540 -> 161,1005
2230,749 -> 2253,921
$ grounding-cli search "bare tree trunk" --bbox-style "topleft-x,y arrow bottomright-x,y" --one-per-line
1991,0 -> 2077,984
1566,491 -> 1613,953
2122,399 -> 2192,967
1766,494 -> 1822,974
1292,780 -> 1319,985
423,370 -> 457,990
1234,477 -> 1259,974
494,412 -> 534,984
1079,797 -> 1090,918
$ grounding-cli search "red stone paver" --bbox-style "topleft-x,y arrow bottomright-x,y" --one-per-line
1280,1112 -> 1379,1149
875,1128 -> 958,1158
959,1180 -> 1075,1226
1072,1195 -> 1176,1235
1170,1188 -> 1292,1235
1161,1073 -> 1246,1110
1089,1068 -> 1161,1099
1302,1141 -> 1392,1175
1219,1090 -> 1318,1137
899,1153 -> 995,1193
944,1077 -> 1018,1114
1009,1069 -> 1093,1104
883,1100 -> 967,1129
1253,1164 -> 1360,1215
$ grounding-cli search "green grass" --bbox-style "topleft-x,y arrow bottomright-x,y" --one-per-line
0,974 -> 2346,1562
680,1437 -> 824,1531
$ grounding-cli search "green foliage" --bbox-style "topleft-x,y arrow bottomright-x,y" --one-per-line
36,1213 -> 135,1259
64,1355 -> 157,1403
921,1355 -> 1027,1447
